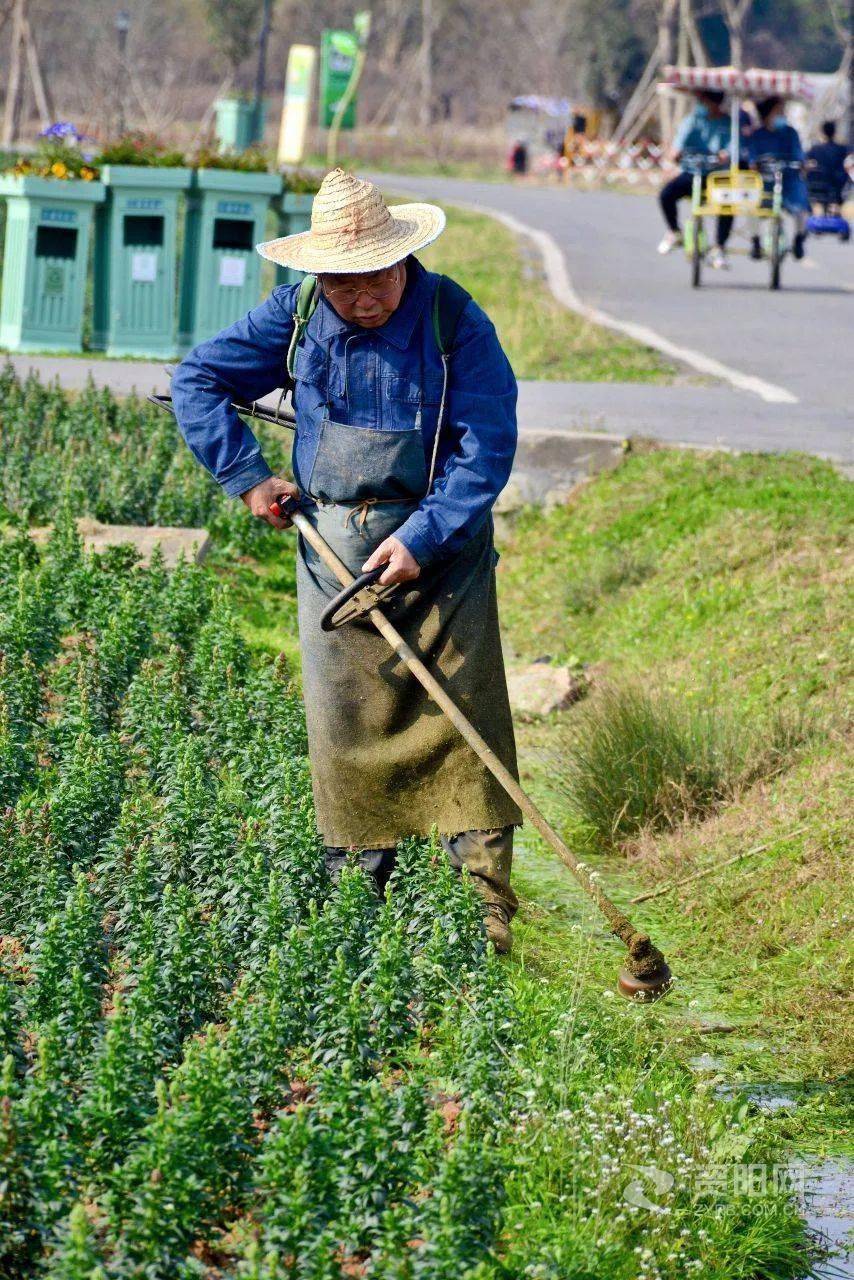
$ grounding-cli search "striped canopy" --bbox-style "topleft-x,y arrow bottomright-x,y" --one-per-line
662,65 -> 816,102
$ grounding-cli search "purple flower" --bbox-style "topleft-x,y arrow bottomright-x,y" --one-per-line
39,121 -> 82,143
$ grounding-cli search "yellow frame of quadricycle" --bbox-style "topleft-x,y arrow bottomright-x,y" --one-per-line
694,168 -> 775,218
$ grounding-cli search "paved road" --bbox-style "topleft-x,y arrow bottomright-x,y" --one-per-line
13,353 -> 843,460
372,173 -> 853,462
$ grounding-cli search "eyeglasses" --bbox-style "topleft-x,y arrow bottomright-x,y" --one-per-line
321,266 -> 402,307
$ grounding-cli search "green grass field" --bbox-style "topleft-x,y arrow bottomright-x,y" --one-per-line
493,447 -> 852,1121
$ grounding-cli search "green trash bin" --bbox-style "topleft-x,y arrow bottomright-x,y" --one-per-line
276,191 -> 314,287
178,168 -> 282,352
215,98 -> 266,152
92,165 -> 192,358
0,174 -> 104,353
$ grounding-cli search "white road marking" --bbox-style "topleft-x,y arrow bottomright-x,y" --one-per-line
482,205 -> 800,405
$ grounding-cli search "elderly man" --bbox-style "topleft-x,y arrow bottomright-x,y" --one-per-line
172,169 -> 522,951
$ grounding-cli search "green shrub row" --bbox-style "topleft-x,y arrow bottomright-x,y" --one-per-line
0,365 -> 282,555
0,512 -> 511,1277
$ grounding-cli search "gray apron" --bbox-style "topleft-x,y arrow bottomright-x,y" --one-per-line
296,409 -> 522,849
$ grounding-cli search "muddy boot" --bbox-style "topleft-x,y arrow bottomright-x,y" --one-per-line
483,902 -> 513,954
440,827 -> 518,955
324,846 -> 397,895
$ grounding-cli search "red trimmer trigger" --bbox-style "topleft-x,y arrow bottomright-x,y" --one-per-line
268,494 -> 299,519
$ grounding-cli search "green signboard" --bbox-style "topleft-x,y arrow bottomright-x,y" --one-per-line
319,29 -> 359,129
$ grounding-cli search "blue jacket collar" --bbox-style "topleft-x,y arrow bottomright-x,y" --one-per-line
314,257 -> 429,350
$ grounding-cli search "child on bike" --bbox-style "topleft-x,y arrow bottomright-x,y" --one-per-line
806,121 -> 852,210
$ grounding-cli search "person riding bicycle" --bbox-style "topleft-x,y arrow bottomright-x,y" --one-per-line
657,89 -> 734,269
748,96 -> 810,261
805,120 -> 851,209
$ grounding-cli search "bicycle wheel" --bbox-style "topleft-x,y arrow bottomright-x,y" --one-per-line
769,217 -> 782,290
690,218 -> 703,288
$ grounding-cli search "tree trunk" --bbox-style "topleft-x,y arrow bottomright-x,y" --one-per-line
2,0 -> 25,147
420,0 -> 433,128
722,0 -> 752,69
657,0 -> 679,144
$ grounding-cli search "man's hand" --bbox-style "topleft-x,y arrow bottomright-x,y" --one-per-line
241,476 -> 299,529
362,536 -> 421,586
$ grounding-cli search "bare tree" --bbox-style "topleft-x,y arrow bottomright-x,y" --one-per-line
204,0 -> 265,78
720,0 -> 752,68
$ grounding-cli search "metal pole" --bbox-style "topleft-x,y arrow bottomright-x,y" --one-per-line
115,9 -> 130,136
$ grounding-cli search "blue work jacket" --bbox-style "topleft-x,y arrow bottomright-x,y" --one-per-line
171,258 -> 518,568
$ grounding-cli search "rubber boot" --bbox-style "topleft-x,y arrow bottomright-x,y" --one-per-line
440,827 -> 518,954
324,846 -> 397,895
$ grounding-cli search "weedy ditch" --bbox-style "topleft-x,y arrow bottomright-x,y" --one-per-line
530,683 -> 813,851
0,507 -> 817,1278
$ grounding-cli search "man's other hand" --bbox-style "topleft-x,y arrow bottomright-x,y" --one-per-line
362,536 -> 421,586
241,476 -> 299,528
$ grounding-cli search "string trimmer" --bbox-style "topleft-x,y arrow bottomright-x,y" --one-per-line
151,393 -> 672,1000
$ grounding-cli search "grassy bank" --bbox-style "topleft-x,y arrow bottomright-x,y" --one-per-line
495,448 -> 852,1154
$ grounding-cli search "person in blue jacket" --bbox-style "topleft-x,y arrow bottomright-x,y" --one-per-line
171,168 -> 523,952
748,96 -> 810,260
658,89 -> 734,269
806,120 -> 851,208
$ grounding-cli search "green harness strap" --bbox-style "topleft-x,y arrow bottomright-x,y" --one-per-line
285,273 -> 320,385
285,272 -> 471,385
431,274 -> 471,356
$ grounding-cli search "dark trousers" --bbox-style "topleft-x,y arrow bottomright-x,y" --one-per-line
324,826 -> 518,919
660,171 -> 732,247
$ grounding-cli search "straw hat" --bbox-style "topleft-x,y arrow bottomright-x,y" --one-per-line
257,168 -> 446,275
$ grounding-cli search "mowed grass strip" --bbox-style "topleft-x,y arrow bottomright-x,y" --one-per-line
497,447 -> 852,711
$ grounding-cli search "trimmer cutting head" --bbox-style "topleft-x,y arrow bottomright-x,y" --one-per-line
618,963 -> 673,1002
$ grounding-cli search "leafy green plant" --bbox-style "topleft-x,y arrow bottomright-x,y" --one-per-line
96,133 -> 186,167
284,170 -> 324,195
194,145 -> 270,172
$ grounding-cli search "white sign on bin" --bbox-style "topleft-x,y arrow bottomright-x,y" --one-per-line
131,252 -> 157,283
219,256 -> 247,288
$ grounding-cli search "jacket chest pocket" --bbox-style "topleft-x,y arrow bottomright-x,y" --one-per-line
383,372 -> 444,432
292,343 -> 342,401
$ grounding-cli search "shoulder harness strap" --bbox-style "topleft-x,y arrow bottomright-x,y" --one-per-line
285,274 -> 319,384
426,275 -> 472,494
431,274 -> 471,356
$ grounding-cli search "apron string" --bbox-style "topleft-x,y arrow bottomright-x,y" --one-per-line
342,496 -> 404,531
